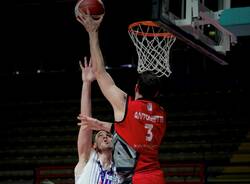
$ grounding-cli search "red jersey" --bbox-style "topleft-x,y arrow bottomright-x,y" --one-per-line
114,96 -> 167,184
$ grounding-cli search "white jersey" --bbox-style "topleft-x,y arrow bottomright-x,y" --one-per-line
75,150 -> 119,184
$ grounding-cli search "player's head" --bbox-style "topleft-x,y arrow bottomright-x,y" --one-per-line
135,71 -> 161,99
93,130 -> 113,152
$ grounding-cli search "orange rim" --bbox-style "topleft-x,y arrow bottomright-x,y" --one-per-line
128,21 -> 175,38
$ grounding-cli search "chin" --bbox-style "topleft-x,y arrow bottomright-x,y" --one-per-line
103,145 -> 113,150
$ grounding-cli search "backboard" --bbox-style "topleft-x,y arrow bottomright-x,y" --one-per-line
151,0 -> 238,65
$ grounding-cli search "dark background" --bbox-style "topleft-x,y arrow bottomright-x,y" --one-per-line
2,0 -> 250,101
0,2 -> 249,183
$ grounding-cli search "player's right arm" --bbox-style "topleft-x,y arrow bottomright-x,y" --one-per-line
76,11 -> 127,122
90,31 -> 127,121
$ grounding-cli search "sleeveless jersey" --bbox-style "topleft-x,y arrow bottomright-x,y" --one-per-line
113,97 -> 167,184
75,150 -> 119,184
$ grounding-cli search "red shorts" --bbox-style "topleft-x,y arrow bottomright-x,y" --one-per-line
132,170 -> 166,184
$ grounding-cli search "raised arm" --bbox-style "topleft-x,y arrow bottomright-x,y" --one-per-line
75,57 -> 95,174
76,9 -> 127,121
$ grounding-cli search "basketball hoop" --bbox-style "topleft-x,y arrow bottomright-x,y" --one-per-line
128,21 -> 176,77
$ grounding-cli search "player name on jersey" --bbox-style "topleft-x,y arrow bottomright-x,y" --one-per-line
134,112 -> 164,123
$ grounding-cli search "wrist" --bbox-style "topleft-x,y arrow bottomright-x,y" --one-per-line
89,32 -> 99,41
83,81 -> 92,85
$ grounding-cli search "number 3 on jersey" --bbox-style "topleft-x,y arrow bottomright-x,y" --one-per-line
145,124 -> 153,142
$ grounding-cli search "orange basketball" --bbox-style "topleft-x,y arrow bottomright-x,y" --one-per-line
77,0 -> 105,15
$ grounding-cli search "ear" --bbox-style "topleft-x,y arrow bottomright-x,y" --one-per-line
93,143 -> 97,149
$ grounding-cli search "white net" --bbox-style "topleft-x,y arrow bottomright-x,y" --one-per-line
128,21 -> 176,77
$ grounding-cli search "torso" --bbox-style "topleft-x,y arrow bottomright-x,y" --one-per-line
75,150 -> 119,184
114,97 -> 167,176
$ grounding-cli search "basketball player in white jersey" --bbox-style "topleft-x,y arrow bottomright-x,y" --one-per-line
75,57 -> 118,184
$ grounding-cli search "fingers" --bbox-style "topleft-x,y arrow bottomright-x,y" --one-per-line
76,10 -> 90,23
77,123 -> 87,129
76,7 -> 103,26
78,114 -> 92,121
77,114 -> 89,121
86,8 -> 91,15
79,56 -> 91,69
84,57 -> 88,67
78,114 -> 98,123
89,57 -> 92,67
79,60 -> 83,69
75,13 -> 91,29
77,121 -> 101,131
77,115 -> 86,121
75,0 -> 90,21
97,0 -> 103,5
97,14 -> 104,23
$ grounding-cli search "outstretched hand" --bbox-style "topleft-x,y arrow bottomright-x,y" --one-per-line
80,57 -> 96,83
77,114 -> 111,132
77,114 -> 101,131
75,8 -> 104,33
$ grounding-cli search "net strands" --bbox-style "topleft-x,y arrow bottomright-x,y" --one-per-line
128,22 -> 176,77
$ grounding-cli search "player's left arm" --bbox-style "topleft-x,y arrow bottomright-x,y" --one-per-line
78,115 -> 112,132
76,58 -> 95,173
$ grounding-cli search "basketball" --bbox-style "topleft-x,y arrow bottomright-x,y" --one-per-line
77,0 -> 105,16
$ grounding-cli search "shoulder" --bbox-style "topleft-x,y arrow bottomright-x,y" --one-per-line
75,149 -> 96,177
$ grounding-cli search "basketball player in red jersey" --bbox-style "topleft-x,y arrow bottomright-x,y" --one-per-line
76,8 -> 167,184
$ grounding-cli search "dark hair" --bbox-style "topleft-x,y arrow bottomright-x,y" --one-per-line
137,71 -> 161,99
